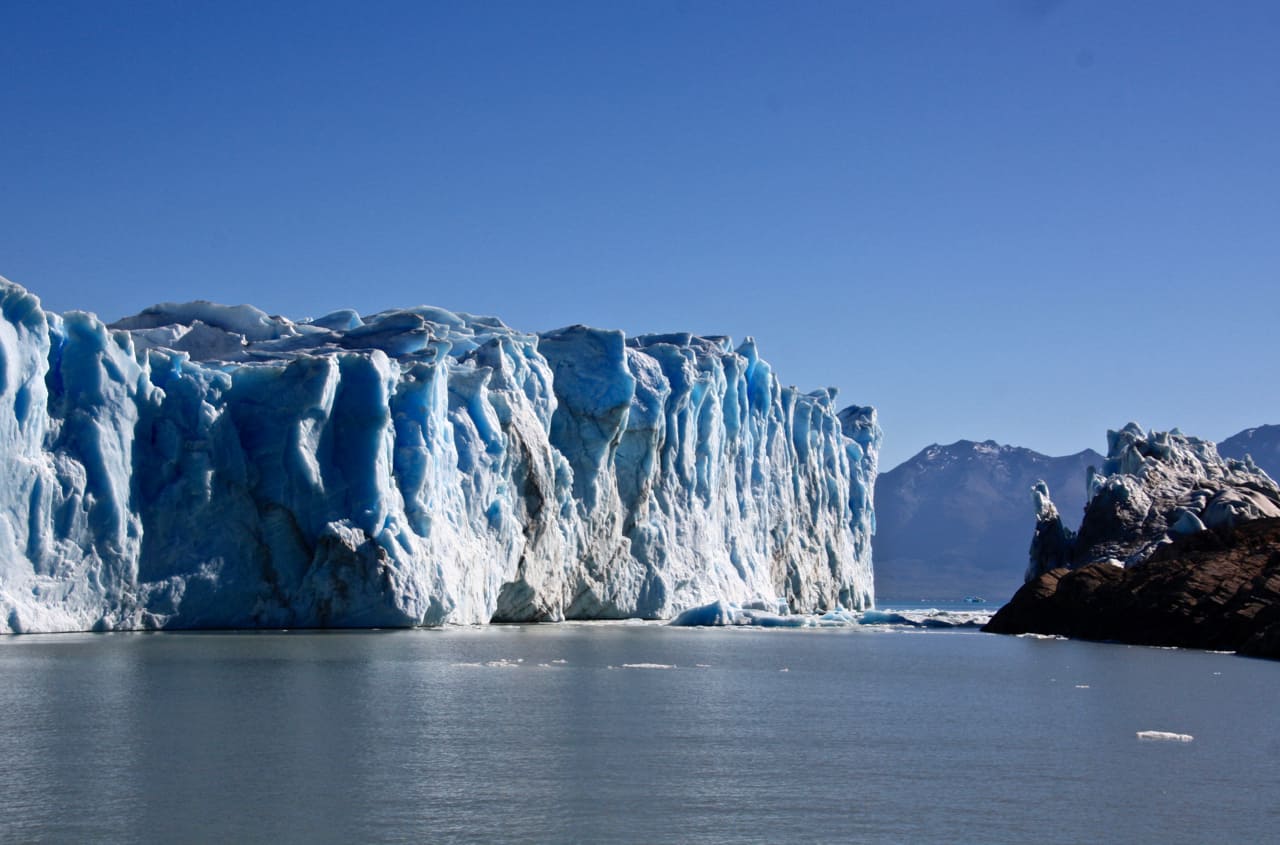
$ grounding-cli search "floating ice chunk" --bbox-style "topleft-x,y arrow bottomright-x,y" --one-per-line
1137,731 -> 1193,742
670,601 -> 738,627
858,610 -> 912,626
818,608 -> 859,624
737,610 -> 810,628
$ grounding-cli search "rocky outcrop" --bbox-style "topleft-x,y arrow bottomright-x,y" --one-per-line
985,424 -> 1280,657
984,518 -> 1280,659
1025,423 -> 1280,581
1026,480 -> 1076,584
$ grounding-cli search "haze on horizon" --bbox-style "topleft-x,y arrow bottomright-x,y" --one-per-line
2,0 -> 1277,469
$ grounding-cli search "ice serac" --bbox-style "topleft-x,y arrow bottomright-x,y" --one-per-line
1025,423 -> 1280,578
0,277 -> 880,632
1025,480 -> 1076,583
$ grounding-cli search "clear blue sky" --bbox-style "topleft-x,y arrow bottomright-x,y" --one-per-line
2,0 -> 1277,469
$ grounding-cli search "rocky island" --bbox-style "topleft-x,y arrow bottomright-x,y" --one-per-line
984,424 -> 1280,658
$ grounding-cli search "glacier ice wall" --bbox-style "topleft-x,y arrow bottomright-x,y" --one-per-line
0,278 -> 880,632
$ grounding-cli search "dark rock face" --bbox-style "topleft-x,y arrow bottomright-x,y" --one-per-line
984,518 -> 1280,659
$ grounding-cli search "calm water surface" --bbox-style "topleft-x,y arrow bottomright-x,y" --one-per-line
1,624 -> 1276,844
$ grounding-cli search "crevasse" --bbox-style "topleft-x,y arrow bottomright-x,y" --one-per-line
0,277 -> 879,632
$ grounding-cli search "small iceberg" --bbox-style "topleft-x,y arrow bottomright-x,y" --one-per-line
1136,731 -> 1194,742
671,601 -> 738,627
816,608 -> 860,626
857,609 -> 913,626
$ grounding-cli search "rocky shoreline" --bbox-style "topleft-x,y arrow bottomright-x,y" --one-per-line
983,518 -> 1280,658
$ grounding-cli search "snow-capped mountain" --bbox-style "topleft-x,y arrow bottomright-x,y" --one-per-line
873,440 -> 1102,601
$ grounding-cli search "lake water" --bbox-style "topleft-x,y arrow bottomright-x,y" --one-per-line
1,622 -> 1277,844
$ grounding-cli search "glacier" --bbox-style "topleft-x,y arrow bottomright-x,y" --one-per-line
0,277 -> 880,632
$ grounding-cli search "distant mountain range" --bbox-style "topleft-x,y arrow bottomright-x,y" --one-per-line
873,441 -> 1102,602
872,424 -> 1280,603
1217,425 -> 1280,480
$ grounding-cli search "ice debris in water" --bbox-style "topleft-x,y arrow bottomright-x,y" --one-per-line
855,607 -> 990,629
669,600 -> 809,628
1136,731 -> 1194,742
0,277 -> 880,632
667,601 -> 990,629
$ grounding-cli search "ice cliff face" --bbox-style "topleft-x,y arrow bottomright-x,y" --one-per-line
1026,423 -> 1280,581
0,277 -> 879,632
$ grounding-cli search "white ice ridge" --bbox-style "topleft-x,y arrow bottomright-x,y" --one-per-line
0,278 -> 880,632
